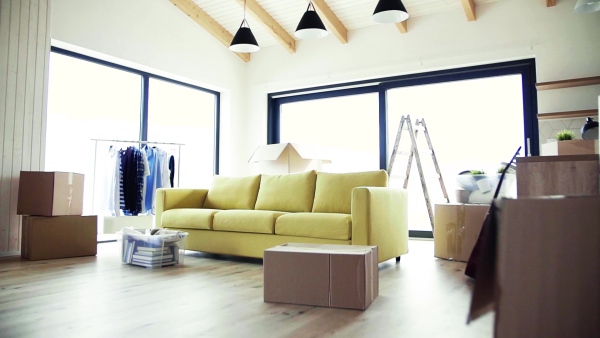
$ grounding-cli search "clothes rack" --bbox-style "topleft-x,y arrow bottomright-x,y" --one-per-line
91,139 -> 184,215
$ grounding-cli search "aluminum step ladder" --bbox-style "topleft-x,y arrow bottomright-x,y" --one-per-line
387,115 -> 449,231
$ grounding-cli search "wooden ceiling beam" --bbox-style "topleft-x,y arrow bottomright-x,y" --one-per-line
461,0 -> 476,21
236,0 -> 296,54
309,0 -> 348,44
395,20 -> 408,34
169,0 -> 250,62
546,0 -> 557,7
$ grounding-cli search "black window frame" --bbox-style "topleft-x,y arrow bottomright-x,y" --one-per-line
268,59 -> 538,238
50,46 -> 221,174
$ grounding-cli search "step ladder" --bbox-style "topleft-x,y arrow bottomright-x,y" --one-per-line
387,115 -> 449,231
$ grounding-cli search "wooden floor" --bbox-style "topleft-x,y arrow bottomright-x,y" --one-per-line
0,240 -> 493,338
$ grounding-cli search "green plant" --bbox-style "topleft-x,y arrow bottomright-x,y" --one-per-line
470,169 -> 485,175
556,129 -> 575,141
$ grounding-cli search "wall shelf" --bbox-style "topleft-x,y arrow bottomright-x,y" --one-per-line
536,76 -> 600,91
538,109 -> 597,120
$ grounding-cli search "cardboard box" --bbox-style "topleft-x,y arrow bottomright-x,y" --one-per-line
21,215 -> 97,260
248,143 -> 331,174
468,196 -> 600,337
434,204 -> 489,262
17,171 -> 84,216
516,155 -> 599,197
540,139 -> 598,156
264,243 -> 378,310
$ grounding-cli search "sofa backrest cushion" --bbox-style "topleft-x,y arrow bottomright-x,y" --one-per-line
203,174 -> 261,210
312,170 -> 388,214
254,170 -> 317,212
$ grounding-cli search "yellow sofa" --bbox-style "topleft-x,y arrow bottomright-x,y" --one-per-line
155,170 -> 408,263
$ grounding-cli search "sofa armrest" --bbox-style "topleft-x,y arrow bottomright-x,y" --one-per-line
155,188 -> 209,228
351,187 -> 409,262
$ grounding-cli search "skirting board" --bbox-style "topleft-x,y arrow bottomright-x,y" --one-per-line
102,215 -> 154,234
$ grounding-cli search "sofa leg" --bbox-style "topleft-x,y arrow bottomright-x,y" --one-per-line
395,256 -> 401,263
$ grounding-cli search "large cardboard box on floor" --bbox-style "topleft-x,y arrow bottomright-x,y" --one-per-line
467,196 -> 600,337
248,143 -> 331,174
264,243 -> 378,310
434,203 -> 489,262
21,215 -> 97,260
17,171 -> 84,216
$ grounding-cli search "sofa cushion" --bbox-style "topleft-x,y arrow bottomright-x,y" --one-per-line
312,170 -> 388,214
203,174 -> 261,210
275,213 -> 352,240
213,210 -> 286,234
161,208 -> 219,230
254,170 -> 317,212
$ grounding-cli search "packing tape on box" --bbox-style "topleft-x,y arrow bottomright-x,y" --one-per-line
446,205 -> 466,260
67,172 -> 73,214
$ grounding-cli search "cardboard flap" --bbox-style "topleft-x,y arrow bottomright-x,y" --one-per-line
248,143 -> 332,163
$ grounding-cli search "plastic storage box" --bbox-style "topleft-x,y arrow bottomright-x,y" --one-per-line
118,228 -> 188,268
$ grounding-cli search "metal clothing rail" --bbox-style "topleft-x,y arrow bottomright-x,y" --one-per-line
91,138 -> 184,215
90,138 -> 184,146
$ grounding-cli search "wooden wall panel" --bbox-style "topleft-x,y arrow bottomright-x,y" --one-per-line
0,0 -> 50,255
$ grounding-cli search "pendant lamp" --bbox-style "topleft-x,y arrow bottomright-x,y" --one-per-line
230,0 -> 259,53
295,2 -> 328,39
373,0 -> 409,24
581,117 -> 599,140
574,0 -> 600,13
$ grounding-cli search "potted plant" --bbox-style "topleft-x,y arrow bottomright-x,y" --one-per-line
554,129 -> 596,155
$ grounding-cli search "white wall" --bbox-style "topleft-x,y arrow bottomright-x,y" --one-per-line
0,0 -> 51,255
241,0 -> 600,175
50,0 -> 248,175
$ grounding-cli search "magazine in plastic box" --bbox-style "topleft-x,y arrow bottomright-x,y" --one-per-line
119,227 -> 188,268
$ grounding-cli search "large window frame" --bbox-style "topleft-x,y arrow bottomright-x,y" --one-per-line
50,46 -> 221,174
268,59 -> 538,238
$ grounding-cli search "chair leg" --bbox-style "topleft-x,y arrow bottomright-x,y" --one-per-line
396,256 -> 401,263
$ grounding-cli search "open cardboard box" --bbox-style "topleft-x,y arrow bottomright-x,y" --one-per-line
248,143 -> 331,174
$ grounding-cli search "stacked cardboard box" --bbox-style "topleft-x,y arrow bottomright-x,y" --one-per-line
18,171 -> 97,260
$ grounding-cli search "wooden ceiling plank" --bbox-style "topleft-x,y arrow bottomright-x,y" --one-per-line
309,0 -> 349,44
395,20 -> 408,34
169,0 -> 250,62
546,0 -> 557,7
461,0 -> 476,21
236,0 -> 296,54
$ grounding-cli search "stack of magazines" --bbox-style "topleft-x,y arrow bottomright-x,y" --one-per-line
120,227 -> 188,268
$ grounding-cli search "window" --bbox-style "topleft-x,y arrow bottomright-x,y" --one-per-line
147,78 -> 216,188
277,89 -> 380,172
269,59 -> 538,237
46,47 -> 220,214
386,75 -> 525,232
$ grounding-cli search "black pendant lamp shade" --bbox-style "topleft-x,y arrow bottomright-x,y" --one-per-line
230,19 -> 259,53
581,117 -> 599,140
373,0 -> 409,24
295,2 -> 328,39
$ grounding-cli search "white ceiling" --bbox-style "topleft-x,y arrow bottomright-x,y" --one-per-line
192,0 -> 501,48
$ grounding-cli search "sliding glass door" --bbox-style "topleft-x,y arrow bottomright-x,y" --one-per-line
386,75 -> 525,231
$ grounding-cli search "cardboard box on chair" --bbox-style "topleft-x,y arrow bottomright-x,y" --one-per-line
17,171 -> 84,216
264,243 -> 378,310
21,215 -> 97,260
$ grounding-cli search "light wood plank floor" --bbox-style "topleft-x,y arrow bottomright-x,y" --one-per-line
0,240 -> 493,338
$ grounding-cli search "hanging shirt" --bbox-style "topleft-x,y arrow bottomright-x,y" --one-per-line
144,147 -> 158,214
102,146 -> 121,216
